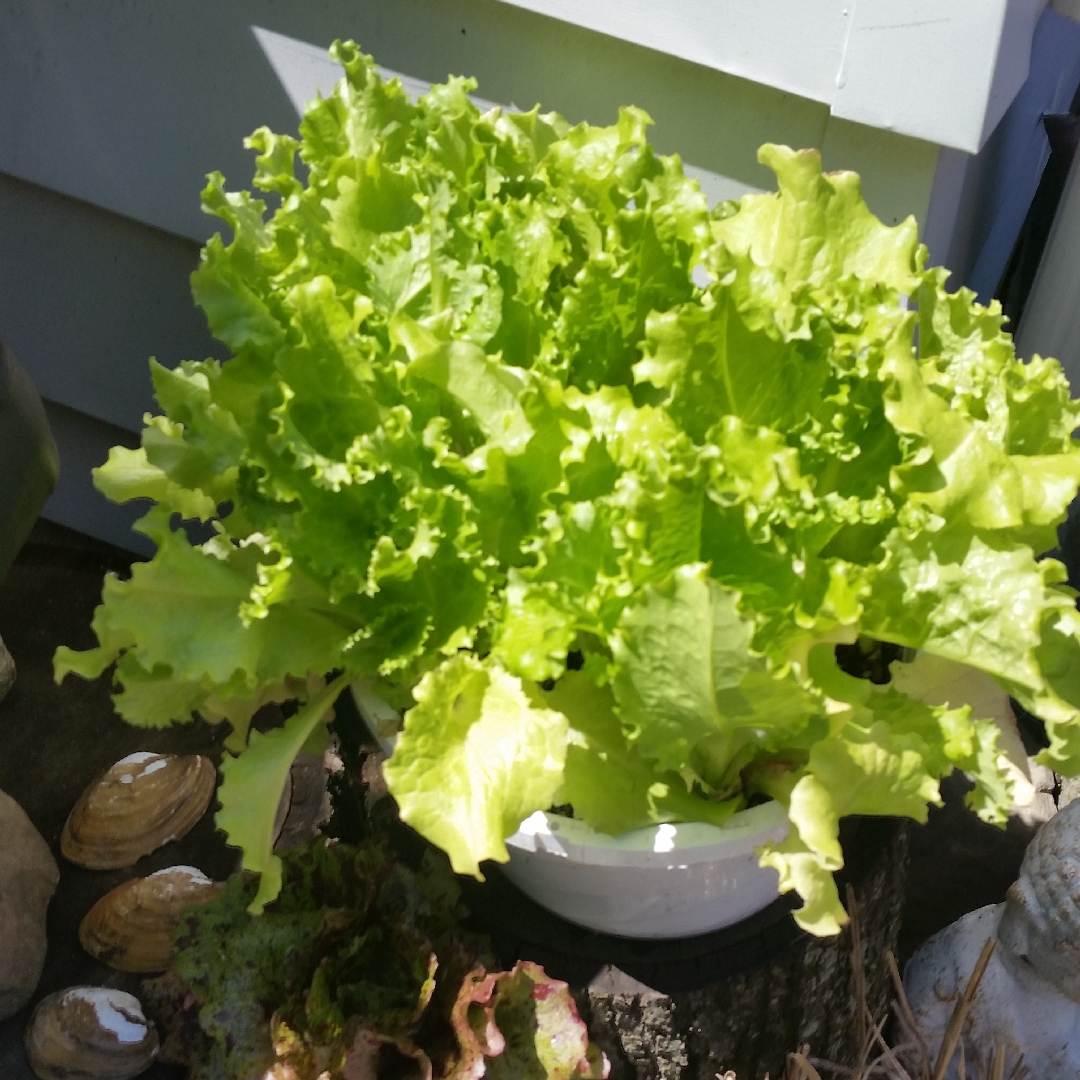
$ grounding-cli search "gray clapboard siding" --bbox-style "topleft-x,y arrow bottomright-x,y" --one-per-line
0,172 -> 224,554
0,172 -> 224,434
1,0 -> 1070,551
39,400 -> 154,557
2,0 -> 945,246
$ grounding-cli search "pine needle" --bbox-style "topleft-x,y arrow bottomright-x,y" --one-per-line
787,1051 -> 825,1080
886,951 -> 930,1077
988,1045 -> 1005,1080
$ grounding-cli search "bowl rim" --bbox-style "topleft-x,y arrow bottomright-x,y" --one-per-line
505,800 -> 790,868
351,681 -> 793,869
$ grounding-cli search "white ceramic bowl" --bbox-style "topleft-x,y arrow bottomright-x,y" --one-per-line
350,682 -> 790,939
502,803 -> 789,939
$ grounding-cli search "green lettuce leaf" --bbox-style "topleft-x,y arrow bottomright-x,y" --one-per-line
544,671 -> 740,833
611,563 -> 821,784
55,42 -> 1080,937
384,655 -> 568,877
217,674 -> 350,913
756,645 -> 1013,933
94,445 -> 219,521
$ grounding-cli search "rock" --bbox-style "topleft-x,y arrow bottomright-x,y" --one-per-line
0,790 -> 59,1020
0,634 -> 14,703
1014,791 -> 1057,828
1028,760 -> 1057,794
1013,758 -> 1057,827
904,797 -> 1080,1079
585,973 -> 686,1080
1058,773 -> 1080,810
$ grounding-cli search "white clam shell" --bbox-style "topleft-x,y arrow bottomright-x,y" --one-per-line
24,987 -> 159,1080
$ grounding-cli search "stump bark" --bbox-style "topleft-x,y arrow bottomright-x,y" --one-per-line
463,818 -> 909,1080
581,823 -> 908,1080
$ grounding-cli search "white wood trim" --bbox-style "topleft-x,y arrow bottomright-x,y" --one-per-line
251,27 -> 507,117
482,1 -> 850,108
493,0 -> 1049,153
913,147 -> 971,270
832,0 -> 1044,153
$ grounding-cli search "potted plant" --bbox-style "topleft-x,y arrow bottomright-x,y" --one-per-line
55,41 -> 1080,939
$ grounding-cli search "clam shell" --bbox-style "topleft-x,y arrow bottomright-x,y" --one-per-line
79,866 -> 223,973
25,987 -> 158,1080
61,753 -> 215,870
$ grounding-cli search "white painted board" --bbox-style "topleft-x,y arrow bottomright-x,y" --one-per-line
833,0 -> 1045,152
494,0 -> 1050,153
484,0 -> 851,108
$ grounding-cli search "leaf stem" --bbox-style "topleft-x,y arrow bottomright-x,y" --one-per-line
219,671 -> 353,915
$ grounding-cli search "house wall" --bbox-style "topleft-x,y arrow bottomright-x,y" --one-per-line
490,0 -> 1051,153
1016,146 -> 1080,384
0,0 -> 1053,552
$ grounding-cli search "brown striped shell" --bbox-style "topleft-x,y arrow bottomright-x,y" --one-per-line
78,866 -> 222,973
61,753 -> 215,870
24,987 -> 159,1080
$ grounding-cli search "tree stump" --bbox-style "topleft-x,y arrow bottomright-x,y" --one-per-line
462,817 -> 908,1080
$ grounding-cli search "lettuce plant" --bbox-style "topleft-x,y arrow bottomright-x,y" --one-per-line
55,42 -> 1080,935
146,839 -> 605,1080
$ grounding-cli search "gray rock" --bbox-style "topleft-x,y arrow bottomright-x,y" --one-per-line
0,790 -> 59,1020
1013,758 -> 1058,826
1028,760 -> 1057,793
584,967 -> 687,1080
1013,790 -> 1057,827
1058,773 -> 1080,810
0,635 -> 14,703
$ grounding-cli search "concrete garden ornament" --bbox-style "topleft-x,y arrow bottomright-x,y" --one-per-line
904,798 -> 1080,1079
54,40 -> 1080,939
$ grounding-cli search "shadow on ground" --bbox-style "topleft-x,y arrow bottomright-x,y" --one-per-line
0,521 -> 234,1080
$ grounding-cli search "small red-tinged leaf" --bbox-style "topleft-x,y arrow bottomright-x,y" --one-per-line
487,961 -> 596,1080
445,967 -> 505,1079
445,961 -> 607,1080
